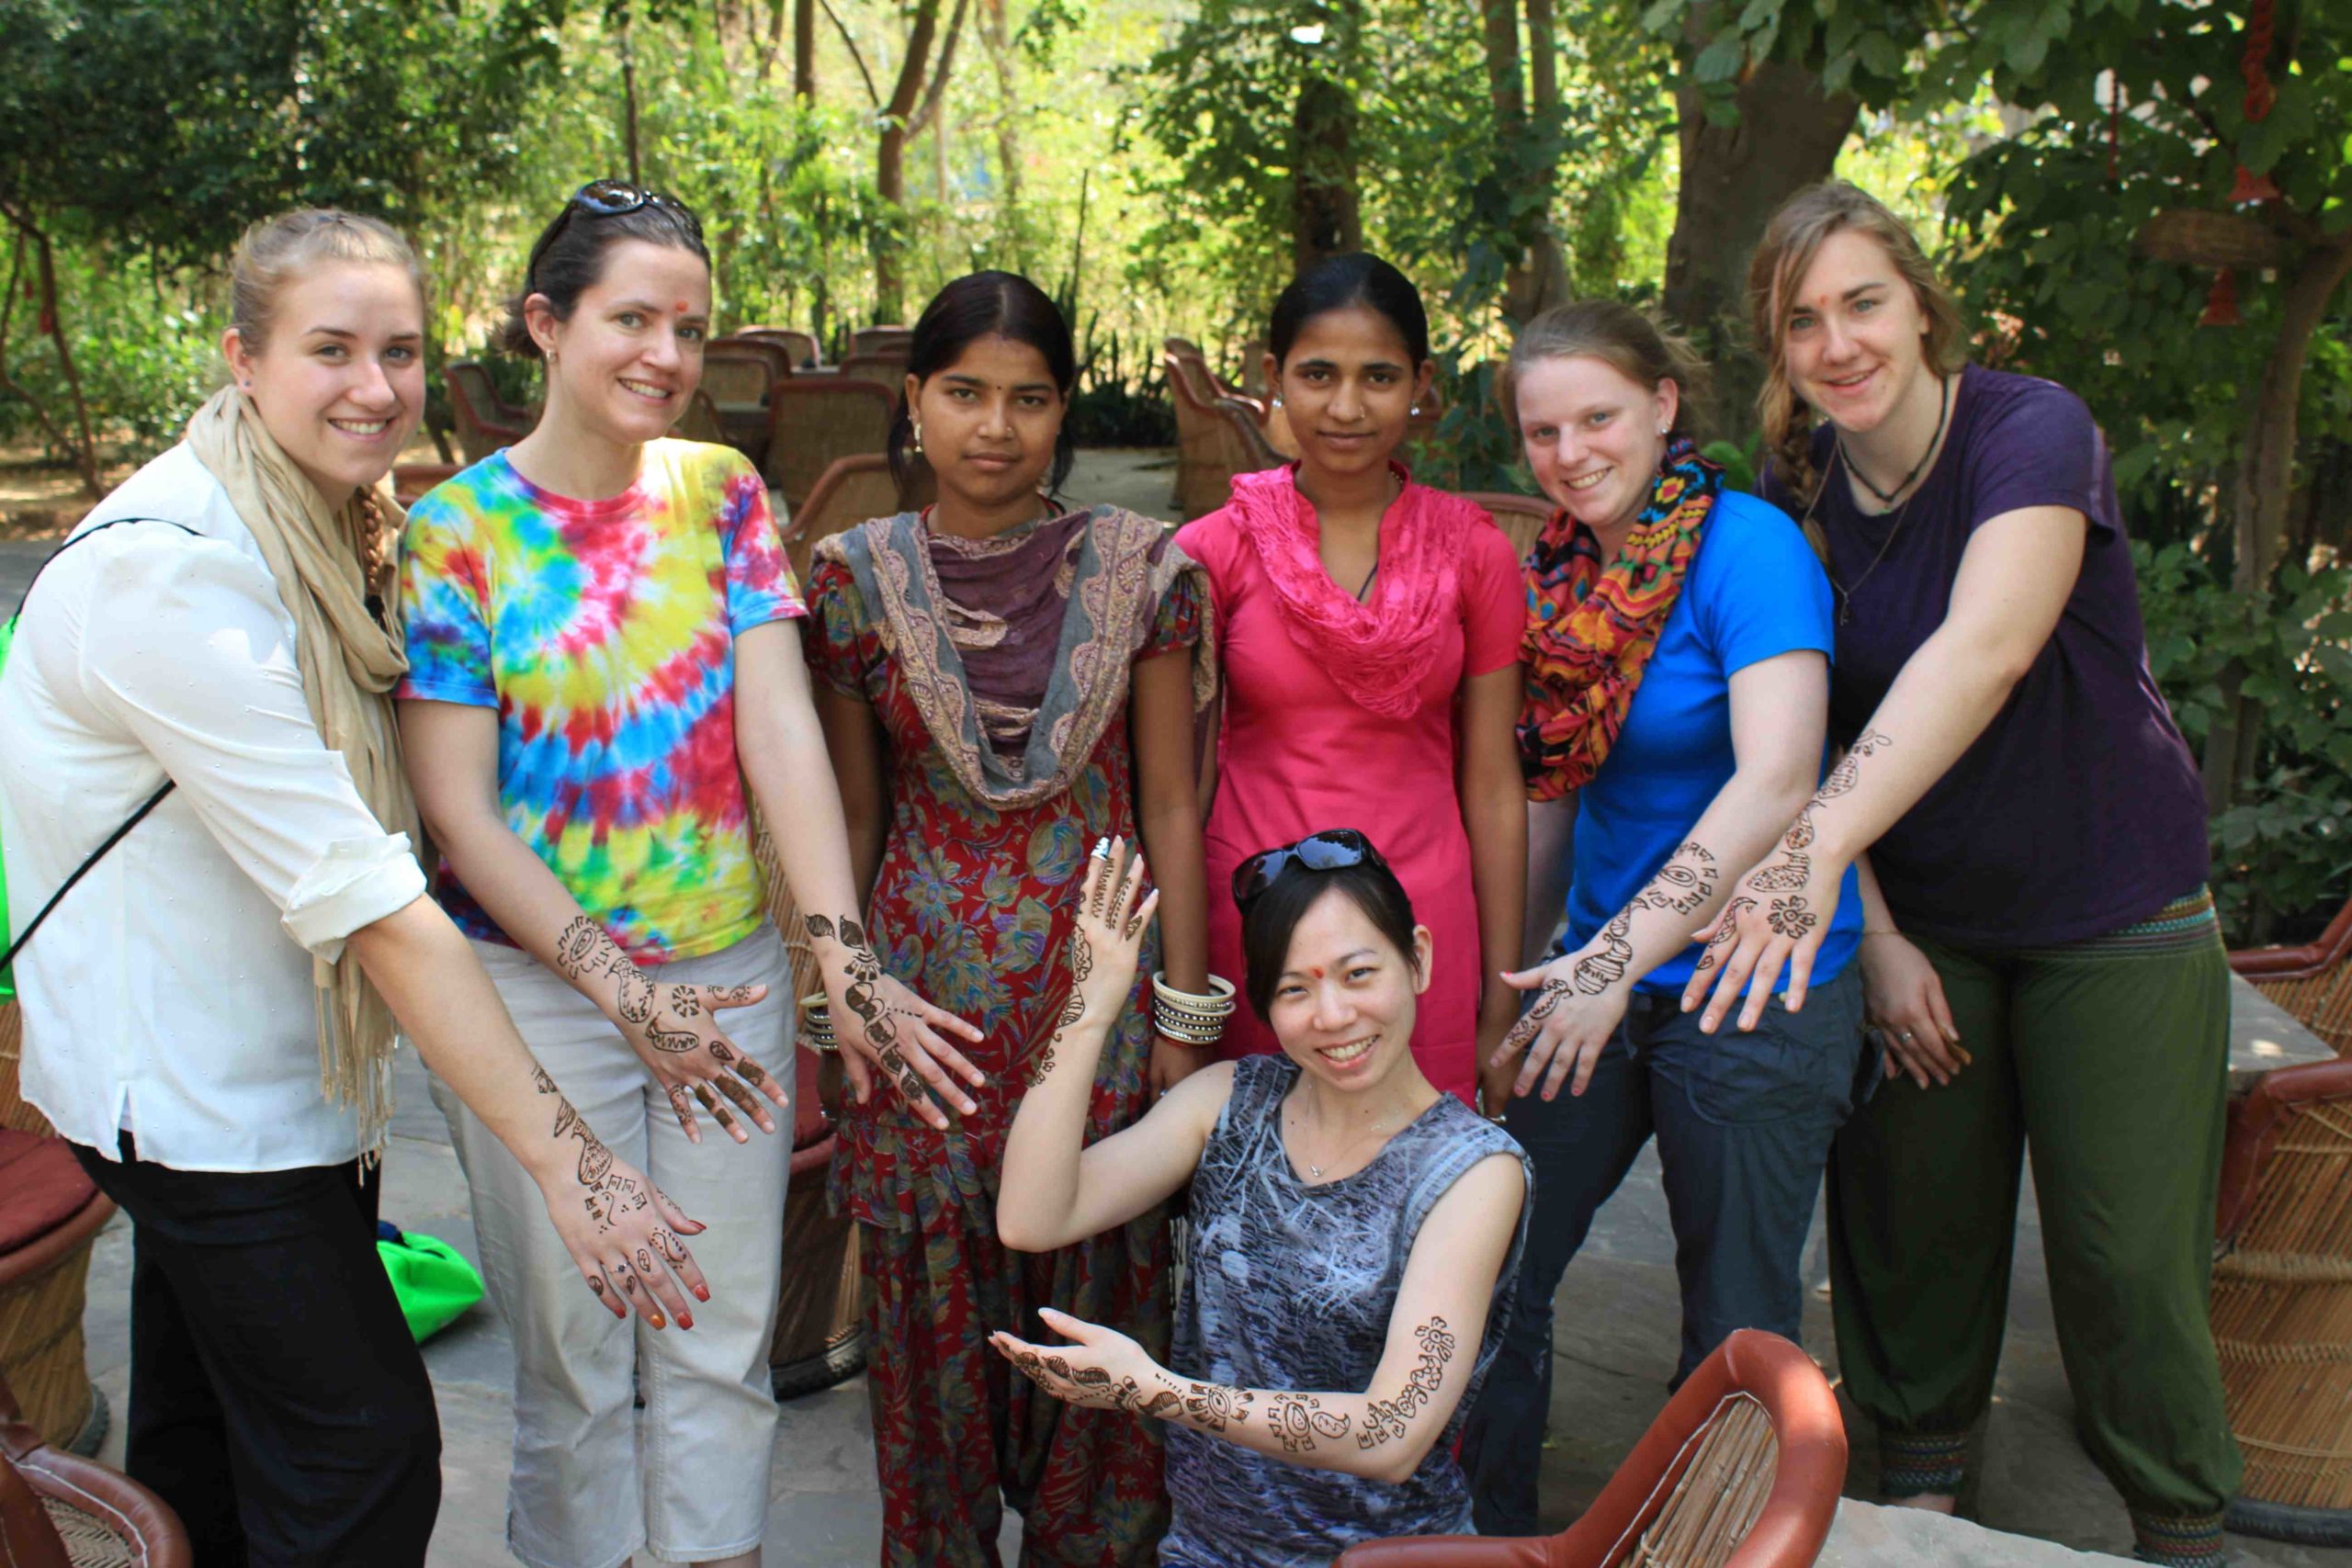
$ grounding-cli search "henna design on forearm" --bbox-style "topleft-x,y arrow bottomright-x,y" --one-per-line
1265,1393 -> 1351,1453
1182,1382 -> 1253,1432
1747,731 -> 1893,905
1029,988 -> 1089,1087
1356,1318 -> 1456,1450
1574,841 -> 1720,994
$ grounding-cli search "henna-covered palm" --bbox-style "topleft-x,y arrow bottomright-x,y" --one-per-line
988,1307 -> 1174,1419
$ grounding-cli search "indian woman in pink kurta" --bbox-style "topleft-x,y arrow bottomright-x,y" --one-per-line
1177,464 -> 1524,1102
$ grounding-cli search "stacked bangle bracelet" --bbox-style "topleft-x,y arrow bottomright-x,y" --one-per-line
1153,973 -> 1236,1047
799,992 -> 838,1054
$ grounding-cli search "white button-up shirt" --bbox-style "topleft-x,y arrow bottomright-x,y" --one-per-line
0,444 -> 424,1171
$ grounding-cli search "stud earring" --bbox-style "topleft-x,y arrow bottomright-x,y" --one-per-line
1657,423 -> 1670,435
1271,395 -> 1283,409
1409,404 -> 1422,416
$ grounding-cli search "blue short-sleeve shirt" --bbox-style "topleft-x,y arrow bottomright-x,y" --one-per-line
1562,490 -> 1862,994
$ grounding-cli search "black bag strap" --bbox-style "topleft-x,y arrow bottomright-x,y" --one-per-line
3,517 -> 198,973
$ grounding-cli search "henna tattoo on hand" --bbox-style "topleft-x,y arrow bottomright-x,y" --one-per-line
637,1247 -> 655,1275
1070,931 -> 1095,983
646,1021 -> 699,1054
733,1056 -> 768,1088
1357,1318 -> 1456,1450
1265,1393 -> 1351,1453
709,984 -> 762,1006
589,1277 -> 606,1295
1694,895 -> 1755,975
667,1084 -> 694,1125
667,987 -> 703,1019
709,1042 -> 735,1064
650,1228 -> 688,1264
692,1083 -> 738,1134
616,970 -> 657,1025
1767,896 -> 1818,940
823,912 -> 928,1100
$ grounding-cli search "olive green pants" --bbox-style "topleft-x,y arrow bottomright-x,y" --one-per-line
1827,921 -> 2243,1540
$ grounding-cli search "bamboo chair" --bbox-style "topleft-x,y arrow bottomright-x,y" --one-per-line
733,328 -> 821,368
1,1368 -> 189,1567
837,351 -> 910,387
703,350 -> 785,457
713,339 -> 796,388
1464,491 -> 1555,563
1166,351 -> 1284,520
848,326 -> 911,359
444,360 -> 529,463
761,379 -> 896,514
0,1007 -> 115,1453
390,462 -> 461,507
2232,896 -> 2352,1057
2209,1055 -> 2352,1537
1335,1330 -> 1845,1568
781,453 -> 934,586
673,388 -> 728,446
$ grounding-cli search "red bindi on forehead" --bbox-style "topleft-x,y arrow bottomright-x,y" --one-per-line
674,300 -> 691,314
1308,966 -> 1326,980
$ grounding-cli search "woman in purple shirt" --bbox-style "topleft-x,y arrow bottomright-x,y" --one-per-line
1685,181 -> 2237,1568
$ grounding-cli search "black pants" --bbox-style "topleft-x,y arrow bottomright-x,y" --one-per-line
71,1135 -> 441,1567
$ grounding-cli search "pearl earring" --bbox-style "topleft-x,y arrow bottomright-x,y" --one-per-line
1410,404 -> 1422,416
1271,395 -> 1283,409
1657,423 -> 1669,435
909,423 -> 922,453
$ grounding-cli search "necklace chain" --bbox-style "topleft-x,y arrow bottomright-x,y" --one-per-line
1826,375 -> 1953,627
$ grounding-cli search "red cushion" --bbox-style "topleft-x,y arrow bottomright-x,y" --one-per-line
0,1130 -> 99,1255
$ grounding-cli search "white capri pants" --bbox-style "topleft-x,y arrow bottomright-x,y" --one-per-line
431,923 -> 792,1568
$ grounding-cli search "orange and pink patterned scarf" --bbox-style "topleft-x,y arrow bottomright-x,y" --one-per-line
1517,438 -> 1721,801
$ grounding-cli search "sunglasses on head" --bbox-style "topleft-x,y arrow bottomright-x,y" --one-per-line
1231,829 -> 1386,913
526,180 -> 703,289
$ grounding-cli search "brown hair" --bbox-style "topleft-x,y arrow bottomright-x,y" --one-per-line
1747,181 -> 1966,506
228,209 -> 426,357
1502,299 -> 1711,442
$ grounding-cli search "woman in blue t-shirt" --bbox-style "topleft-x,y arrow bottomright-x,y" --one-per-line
1460,300 -> 1867,1536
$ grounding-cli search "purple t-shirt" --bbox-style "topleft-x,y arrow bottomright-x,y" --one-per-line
1762,364 -> 2208,948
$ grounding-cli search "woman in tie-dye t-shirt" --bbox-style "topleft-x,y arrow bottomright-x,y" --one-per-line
396,184 -> 981,1568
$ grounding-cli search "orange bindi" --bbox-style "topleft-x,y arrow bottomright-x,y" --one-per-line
674,300 -> 691,314
1308,966 -> 1326,980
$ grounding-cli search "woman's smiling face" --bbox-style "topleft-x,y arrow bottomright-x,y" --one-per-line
1265,886 -> 1431,1092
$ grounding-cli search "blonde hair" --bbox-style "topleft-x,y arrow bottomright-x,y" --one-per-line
228,209 -> 426,357
1747,181 -> 1965,506
1503,299 -> 1711,442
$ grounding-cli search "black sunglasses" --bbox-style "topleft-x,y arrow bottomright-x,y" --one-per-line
526,180 -> 703,289
1231,829 -> 1386,913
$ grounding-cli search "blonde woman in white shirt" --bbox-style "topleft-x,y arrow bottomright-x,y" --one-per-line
0,210 -> 700,1568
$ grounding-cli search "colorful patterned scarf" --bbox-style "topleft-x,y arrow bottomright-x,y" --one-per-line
822,505 -> 1214,808
1517,438 -> 1720,801
1227,462 -> 1485,720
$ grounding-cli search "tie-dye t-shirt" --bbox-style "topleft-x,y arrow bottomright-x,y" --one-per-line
397,439 -> 803,962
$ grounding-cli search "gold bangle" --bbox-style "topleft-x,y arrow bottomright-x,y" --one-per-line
798,992 -> 838,1053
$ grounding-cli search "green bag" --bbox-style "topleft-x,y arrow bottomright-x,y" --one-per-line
376,1223 -> 485,1343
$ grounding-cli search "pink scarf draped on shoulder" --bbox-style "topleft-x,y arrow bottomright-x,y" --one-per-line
1227,462 -> 1484,719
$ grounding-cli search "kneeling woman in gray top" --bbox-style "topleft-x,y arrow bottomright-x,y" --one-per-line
996,832 -> 1532,1566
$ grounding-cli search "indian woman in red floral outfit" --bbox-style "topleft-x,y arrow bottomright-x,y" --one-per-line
807,273 -> 1216,1565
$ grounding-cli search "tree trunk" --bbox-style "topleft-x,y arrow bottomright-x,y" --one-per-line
0,218 -> 100,499
793,0 -> 814,96
1661,10 -> 1855,439
981,0 -> 1023,266
871,0 -> 944,323
618,5 -> 643,186
2200,232 -> 2352,812
1480,0 -> 1567,322
1291,73 -> 1362,276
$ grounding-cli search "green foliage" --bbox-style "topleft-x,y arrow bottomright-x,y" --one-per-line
0,245 -> 220,460
2139,543 -> 2352,943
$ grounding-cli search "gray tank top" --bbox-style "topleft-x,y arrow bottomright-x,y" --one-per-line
1161,1055 -> 1532,1567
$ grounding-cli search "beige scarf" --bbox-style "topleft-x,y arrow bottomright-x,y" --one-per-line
186,388 -> 421,1156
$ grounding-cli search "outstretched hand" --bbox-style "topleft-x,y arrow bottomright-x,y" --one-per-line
615,977 -> 784,1145
1069,837 -> 1159,1021
1679,817 -> 1843,1033
1490,931 -> 1634,1102
807,911 -> 988,1132
990,1306 -> 1176,1416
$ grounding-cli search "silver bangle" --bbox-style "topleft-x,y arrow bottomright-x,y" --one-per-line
798,992 -> 838,1054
